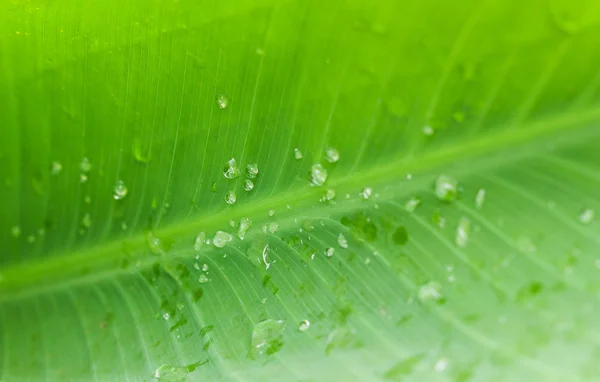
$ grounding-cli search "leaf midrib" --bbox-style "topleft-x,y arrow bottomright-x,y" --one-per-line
2,106 -> 600,301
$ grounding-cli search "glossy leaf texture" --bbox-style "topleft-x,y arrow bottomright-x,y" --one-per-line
1,0 -> 600,380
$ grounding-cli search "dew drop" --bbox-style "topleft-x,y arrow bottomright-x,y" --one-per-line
113,180 -> 128,200
434,175 -> 458,202
212,231 -> 233,248
50,160 -> 63,175
198,274 -> 209,283
202,263 -> 208,272
475,188 -> 486,210
323,189 -> 336,202
310,164 -> 327,186
225,191 -> 237,205
325,147 -> 340,163
250,319 -> 286,357
27,234 -> 36,243
80,157 -> 92,173
154,364 -> 187,381
298,320 -> 311,332
10,225 -> 20,238
337,233 -> 348,249
404,197 -> 421,212
246,163 -> 259,179
294,148 -> 303,159
455,217 -> 471,248
84,195 -> 92,204
325,247 -> 335,257
80,174 -> 88,183
194,232 -> 206,252
268,209 -> 275,217
81,213 -> 92,228
579,208 -> 595,224
223,158 -> 241,179
360,187 -> 373,200
268,222 -> 279,233
237,217 -> 252,240
262,244 -> 271,270
217,94 -> 228,109
423,125 -> 435,136
434,357 -> 448,372
418,281 -> 442,302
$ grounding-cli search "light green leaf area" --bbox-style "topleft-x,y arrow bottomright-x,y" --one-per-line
2,0 -> 600,380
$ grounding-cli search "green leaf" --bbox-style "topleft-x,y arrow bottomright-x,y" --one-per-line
1,0 -> 600,380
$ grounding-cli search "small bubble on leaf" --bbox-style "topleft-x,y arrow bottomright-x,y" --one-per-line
404,197 -> 421,212
579,208 -> 595,224
225,190 -> 237,205
475,188 -> 486,210
337,233 -> 348,248
113,180 -> 128,200
298,320 -> 311,332
246,163 -> 259,179
434,175 -> 458,202
310,164 -> 327,186
325,147 -> 340,163
223,158 -> 240,179
360,187 -> 373,200
194,232 -> 206,252
325,247 -> 335,257
212,231 -> 233,248
217,94 -> 228,109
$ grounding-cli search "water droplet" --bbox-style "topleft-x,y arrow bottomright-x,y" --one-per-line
434,175 -> 458,202
322,189 -> 336,202
360,187 -> 373,200
50,161 -> 62,175
80,157 -> 92,173
147,231 -> 168,255
132,137 -> 151,164
298,320 -> 311,332
80,174 -> 88,183
237,217 -> 252,240
294,148 -> 303,159
325,247 -> 335,257
154,364 -> 187,381
27,234 -> 36,243
392,226 -> 409,245
434,357 -> 448,372
121,222 -> 128,231
404,197 -> 421,212
198,274 -> 209,283
223,158 -> 241,179
202,263 -> 209,272
418,281 -> 442,302
455,217 -> 471,248
325,147 -> 339,163
475,188 -> 486,210
246,163 -> 259,179
163,313 -> 170,320
84,195 -> 92,204
10,225 -> 20,238
262,244 -> 271,270
310,164 -> 327,186
268,222 -> 279,233
194,232 -> 206,252
225,191 -> 237,205
250,319 -> 285,358
423,125 -> 435,136
241,179 -> 254,192
579,208 -> 595,224
81,213 -> 92,228
212,231 -> 233,248
211,182 -> 218,192
217,94 -> 228,109
268,209 -> 275,217
113,180 -> 128,200
337,233 -> 348,248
